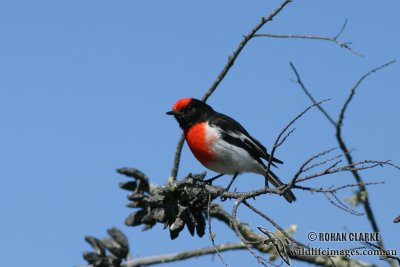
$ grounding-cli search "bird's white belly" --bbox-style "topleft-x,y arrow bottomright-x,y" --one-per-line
208,137 -> 265,175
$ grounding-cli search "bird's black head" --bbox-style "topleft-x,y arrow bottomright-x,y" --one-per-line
166,98 -> 213,130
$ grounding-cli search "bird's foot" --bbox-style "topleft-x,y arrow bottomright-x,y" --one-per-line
264,178 -> 269,188
224,172 -> 239,192
204,173 -> 225,185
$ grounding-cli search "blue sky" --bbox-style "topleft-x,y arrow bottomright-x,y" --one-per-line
1,1 -> 399,267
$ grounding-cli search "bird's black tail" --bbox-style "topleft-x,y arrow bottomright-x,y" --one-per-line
266,170 -> 296,203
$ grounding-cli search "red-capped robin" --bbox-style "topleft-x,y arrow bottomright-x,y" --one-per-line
167,97 -> 296,203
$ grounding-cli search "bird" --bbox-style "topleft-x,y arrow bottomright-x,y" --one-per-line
166,97 -> 296,203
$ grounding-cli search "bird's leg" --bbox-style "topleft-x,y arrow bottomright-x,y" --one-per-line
264,175 -> 269,188
204,173 -> 224,185
225,172 -> 239,192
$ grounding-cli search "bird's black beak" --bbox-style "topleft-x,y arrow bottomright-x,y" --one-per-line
166,110 -> 176,116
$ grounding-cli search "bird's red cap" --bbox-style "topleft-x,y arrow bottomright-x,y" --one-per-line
172,97 -> 192,111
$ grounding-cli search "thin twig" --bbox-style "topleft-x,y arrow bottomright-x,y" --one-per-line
254,34 -> 361,56
337,60 -> 396,128
289,147 -> 337,187
266,99 -> 330,174
293,181 -> 384,194
334,19 -> 348,40
289,62 -> 336,126
207,194 -> 228,266
302,153 -> 344,174
254,19 -> 362,56
276,128 -> 296,147
323,192 -> 364,216
296,160 -> 390,183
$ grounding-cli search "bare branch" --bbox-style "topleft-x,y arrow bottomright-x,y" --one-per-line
124,243 -> 246,267
334,61 -> 396,261
257,227 -> 291,266
231,197 -> 269,266
243,201 -> 307,248
168,135 -> 185,183
168,0 -> 293,182
293,60 -> 397,266
289,147 -> 337,187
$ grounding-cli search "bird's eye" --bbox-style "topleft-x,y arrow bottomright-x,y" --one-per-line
185,104 -> 193,111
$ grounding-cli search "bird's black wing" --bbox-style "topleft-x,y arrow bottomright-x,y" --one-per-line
209,112 -> 283,166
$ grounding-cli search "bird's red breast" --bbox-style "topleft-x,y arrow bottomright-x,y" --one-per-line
184,122 -> 216,167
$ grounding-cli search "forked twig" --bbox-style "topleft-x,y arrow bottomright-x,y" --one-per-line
254,19 -> 362,56
266,99 -> 330,174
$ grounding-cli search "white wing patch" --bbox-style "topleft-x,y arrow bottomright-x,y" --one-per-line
227,130 -> 267,158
